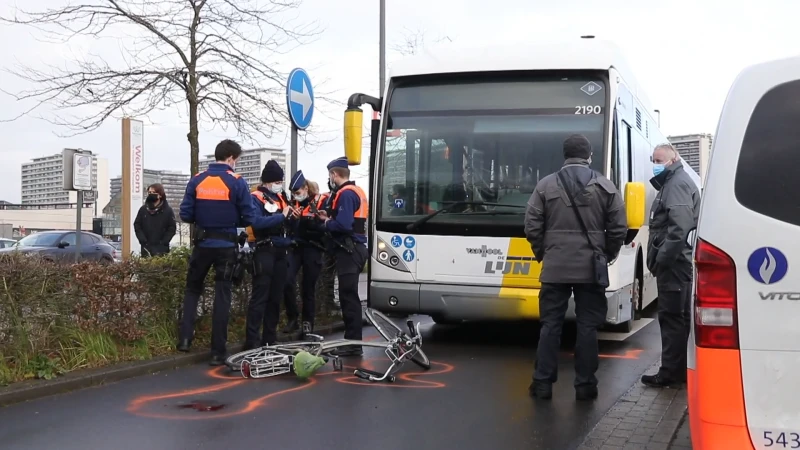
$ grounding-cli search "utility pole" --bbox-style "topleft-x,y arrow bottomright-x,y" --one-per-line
379,0 -> 386,95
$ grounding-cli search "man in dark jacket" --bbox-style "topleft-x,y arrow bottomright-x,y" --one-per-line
641,143 -> 700,388
134,183 -> 177,257
525,134 -> 627,401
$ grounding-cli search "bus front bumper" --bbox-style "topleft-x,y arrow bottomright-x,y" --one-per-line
368,280 -> 633,324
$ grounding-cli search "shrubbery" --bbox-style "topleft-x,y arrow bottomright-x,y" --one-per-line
0,248 -> 342,386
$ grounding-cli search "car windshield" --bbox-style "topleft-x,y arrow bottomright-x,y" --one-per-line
15,233 -> 61,247
378,74 -> 607,232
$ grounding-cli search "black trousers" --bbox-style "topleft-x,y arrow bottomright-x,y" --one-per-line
334,245 -> 368,341
284,245 -> 323,327
245,246 -> 288,346
534,283 -> 608,388
179,246 -> 238,356
655,262 -> 693,381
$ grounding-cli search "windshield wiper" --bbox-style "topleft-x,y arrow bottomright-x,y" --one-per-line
406,201 -> 525,232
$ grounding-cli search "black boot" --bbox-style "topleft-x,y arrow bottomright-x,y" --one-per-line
641,372 -> 683,388
575,385 -> 599,401
529,381 -> 552,399
176,338 -> 191,353
209,354 -> 226,366
282,319 -> 299,334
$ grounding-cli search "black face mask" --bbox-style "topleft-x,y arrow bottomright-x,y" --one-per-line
146,194 -> 158,204
327,178 -> 335,191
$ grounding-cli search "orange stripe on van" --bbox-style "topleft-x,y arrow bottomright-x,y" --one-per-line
688,347 -> 754,449
196,176 -> 231,201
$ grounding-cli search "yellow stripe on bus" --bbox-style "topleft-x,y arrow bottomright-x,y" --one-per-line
497,238 -> 542,319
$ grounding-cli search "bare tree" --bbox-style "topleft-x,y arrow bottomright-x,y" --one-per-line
392,27 -> 453,57
0,0 -> 333,175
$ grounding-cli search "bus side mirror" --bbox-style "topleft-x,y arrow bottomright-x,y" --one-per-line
623,182 -> 646,245
343,107 -> 363,165
625,182 -> 646,229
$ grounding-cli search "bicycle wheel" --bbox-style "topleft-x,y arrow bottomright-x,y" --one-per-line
226,347 -> 263,371
365,308 -> 431,370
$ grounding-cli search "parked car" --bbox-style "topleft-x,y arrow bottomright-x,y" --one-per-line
0,238 -> 16,249
0,231 -> 117,263
107,241 -> 122,262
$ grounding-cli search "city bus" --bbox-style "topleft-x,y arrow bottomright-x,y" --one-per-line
342,37 -> 701,331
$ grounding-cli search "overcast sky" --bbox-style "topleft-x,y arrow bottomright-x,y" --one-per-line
0,0 -> 796,203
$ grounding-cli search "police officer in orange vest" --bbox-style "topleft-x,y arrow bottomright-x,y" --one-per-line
177,140 -> 286,365
317,156 -> 369,356
282,170 -> 328,334
243,160 -> 296,350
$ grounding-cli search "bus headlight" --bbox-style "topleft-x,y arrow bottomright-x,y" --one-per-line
377,241 -> 386,250
389,255 -> 400,266
378,251 -> 389,262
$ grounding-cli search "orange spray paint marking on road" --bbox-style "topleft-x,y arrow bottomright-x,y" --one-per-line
126,358 -> 454,420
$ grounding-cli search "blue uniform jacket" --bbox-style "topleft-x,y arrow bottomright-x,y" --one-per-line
255,189 -> 295,248
325,188 -> 367,245
179,163 -> 282,248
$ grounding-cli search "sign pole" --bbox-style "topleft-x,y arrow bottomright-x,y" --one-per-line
290,124 -> 298,181
76,190 -> 82,262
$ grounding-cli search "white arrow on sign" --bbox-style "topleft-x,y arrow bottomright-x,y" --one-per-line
290,77 -> 312,122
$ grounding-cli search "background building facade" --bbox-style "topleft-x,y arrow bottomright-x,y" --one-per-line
109,169 -> 190,204
198,147 -> 287,187
21,152 -> 110,218
667,133 -> 713,181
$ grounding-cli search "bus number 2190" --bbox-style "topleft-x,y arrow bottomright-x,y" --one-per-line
575,105 -> 602,115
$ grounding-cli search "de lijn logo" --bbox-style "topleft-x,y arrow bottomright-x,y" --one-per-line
747,247 -> 788,285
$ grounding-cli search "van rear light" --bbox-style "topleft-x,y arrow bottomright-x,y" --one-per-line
694,238 -> 739,349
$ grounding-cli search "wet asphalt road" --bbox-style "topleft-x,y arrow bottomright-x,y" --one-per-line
0,312 -> 661,450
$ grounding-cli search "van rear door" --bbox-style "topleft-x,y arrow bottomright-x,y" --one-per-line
697,57 -> 800,449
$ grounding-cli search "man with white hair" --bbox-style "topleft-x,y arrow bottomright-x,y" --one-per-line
641,143 -> 700,388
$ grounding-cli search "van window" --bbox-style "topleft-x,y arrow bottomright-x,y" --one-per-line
734,79 -> 800,227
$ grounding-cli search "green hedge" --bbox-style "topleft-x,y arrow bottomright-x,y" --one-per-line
0,248 -> 341,385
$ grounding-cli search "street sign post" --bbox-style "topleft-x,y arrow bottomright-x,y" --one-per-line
62,148 -> 94,262
286,68 -> 315,182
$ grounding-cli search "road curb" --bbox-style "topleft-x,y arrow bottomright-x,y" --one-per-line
0,319 -> 358,408
577,361 -> 688,450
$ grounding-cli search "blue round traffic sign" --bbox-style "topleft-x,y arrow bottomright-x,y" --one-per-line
747,247 -> 788,285
403,236 -> 416,248
286,68 -> 314,130
402,249 -> 415,262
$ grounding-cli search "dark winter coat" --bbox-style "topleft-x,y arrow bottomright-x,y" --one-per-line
134,199 -> 177,257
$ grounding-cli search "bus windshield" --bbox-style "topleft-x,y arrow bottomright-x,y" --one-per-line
378,74 -> 608,234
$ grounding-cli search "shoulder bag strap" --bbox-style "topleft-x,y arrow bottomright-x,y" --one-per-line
556,169 -> 595,252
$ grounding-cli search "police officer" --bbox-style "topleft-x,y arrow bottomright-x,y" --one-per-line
243,160 -> 296,350
282,170 -> 329,334
640,143 -> 700,388
317,156 -> 369,356
524,134 -> 628,400
177,139 -> 284,365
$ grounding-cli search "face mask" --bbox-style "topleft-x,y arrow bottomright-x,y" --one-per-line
269,183 -> 283,194
652,164 -> 665,177
328,178 -> 336,191
146,194 -> 158,204
294,193 -> 308,202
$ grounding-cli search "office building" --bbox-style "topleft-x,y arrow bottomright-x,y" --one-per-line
21,152 -> 110,216
668,133 -> 713,181
109,168 -> 190,203
198,147 -> 287,187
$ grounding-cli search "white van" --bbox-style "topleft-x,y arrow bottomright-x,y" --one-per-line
688,54 -> 800,449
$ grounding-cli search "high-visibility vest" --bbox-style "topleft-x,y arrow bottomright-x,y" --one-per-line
245,189 -> 287,242
331,183 -> 368,235
294,193 -> 328,217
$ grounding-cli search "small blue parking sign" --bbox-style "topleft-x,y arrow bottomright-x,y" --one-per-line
403,249 -> 415,262
404,236 -> 416,248
390,235 -> 402,248
286,68 -> 314,130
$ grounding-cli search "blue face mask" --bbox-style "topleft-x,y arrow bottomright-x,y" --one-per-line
652,164 -> 665,177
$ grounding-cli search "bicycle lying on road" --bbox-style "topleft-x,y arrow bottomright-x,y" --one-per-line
225,308 -> 430,383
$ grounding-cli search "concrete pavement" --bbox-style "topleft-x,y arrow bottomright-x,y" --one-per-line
0,313 -> 663,450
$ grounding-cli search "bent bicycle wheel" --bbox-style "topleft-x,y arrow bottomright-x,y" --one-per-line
226,348 -> 262,371
365,308 -> 431,370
